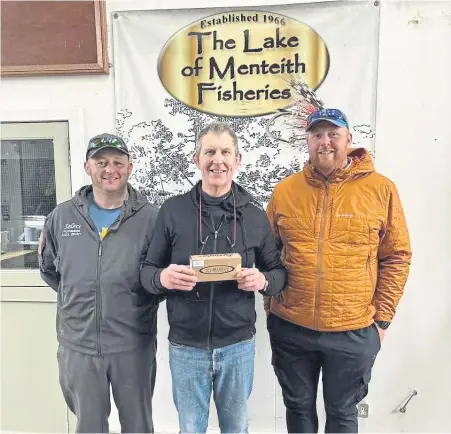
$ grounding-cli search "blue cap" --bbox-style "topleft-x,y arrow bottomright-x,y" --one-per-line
306,108 -> 349,131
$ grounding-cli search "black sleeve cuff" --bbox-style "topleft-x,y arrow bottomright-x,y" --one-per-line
375,320 -> 391,330
153,269 -> 168,294
258,272 -> 271,296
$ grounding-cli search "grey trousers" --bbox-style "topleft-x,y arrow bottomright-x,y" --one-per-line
57,343 -> 156,433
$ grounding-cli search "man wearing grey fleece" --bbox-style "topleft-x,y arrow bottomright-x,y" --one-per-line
39,133 -> 160,433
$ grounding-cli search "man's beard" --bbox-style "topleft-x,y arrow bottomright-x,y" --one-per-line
312,153 -> 347,176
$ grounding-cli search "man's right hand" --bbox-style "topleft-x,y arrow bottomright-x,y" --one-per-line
160,264 -> 197,291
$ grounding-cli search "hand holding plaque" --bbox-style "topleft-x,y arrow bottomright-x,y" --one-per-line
160,264 -> 198,291
237,267 -> 267,292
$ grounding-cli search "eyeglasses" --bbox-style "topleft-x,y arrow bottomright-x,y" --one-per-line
307,109 -> 348,126
87,136 -> 127,151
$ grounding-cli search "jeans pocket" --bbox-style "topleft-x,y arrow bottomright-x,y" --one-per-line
267,311 -> 276,324
371,323 -> 382,352
355,325 -> 380,403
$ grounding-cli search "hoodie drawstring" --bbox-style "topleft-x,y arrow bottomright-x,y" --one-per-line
239,214 -> 249,267
226,188 -> 237,250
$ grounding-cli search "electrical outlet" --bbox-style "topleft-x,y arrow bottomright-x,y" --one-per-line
357,402 -> 369,418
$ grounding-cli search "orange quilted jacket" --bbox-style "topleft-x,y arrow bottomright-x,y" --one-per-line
266,148 -> 412,331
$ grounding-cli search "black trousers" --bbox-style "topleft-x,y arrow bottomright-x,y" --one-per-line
267,314 -> 381,433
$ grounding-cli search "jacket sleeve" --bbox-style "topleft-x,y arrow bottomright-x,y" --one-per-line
38,211 -> 60,292
374,182 -> 412,322
255,208 -> 288,297
266,192 -> 283,252
140,203 -> 172,295
259,192 -> 285,311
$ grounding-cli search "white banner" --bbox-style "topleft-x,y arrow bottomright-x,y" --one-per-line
113,1 -> 380,206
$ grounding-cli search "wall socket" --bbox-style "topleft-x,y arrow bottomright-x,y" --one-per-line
357,402 -> 369,418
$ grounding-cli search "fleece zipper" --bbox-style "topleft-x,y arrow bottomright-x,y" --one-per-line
73,202 -> 134,356
314,181 -> 329,330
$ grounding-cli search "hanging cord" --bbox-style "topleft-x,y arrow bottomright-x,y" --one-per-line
226,188 -> 237,250
198,191 -> 209,254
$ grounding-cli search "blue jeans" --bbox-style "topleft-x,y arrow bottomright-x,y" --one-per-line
169,336 -> 256,434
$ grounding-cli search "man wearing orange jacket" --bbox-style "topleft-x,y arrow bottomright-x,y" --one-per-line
265,108 -> 412,433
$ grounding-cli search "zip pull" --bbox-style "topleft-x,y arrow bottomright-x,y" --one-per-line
196,291 -> 200,299
214,230 -> 219,240
98,244 -> 103,257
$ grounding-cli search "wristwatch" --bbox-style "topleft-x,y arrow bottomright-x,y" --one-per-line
375,320 -> 390,330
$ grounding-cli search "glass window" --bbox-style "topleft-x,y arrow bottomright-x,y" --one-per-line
1,139 -> 57,270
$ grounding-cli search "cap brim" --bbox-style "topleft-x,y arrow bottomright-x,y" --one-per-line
86,146 -> 129,159
306,118 -> 348,132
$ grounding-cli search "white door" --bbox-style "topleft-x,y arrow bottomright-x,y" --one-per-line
1,121 -> 73,433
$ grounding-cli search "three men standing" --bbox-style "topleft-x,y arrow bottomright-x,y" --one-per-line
40,110 -> 411,434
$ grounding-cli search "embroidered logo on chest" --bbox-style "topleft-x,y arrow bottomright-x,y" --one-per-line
62,223 -> 82,237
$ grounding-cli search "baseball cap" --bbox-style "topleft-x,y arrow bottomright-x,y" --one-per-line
306,108 -> 349,132
86,133 -> 129,160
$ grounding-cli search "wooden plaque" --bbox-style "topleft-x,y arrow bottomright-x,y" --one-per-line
1,1 -> 108,76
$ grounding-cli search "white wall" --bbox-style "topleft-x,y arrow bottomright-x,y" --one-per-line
1,0 -> 451,432
361,1 -> 451,431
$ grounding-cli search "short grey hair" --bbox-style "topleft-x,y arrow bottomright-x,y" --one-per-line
194,122 -> 240,156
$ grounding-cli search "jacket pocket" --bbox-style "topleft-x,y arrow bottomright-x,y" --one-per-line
167,293 -> 208,333
216,290 -> 255,334
53,255 -> 61,273
366,254 -> 375,291
329,216 -> 370,249
275,290 -> 286,304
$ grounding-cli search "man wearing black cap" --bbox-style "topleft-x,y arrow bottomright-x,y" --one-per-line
265,109 -> 411,432
39,133 -> 160,433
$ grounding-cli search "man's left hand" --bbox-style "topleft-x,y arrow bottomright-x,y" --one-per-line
237,268 -> 266,291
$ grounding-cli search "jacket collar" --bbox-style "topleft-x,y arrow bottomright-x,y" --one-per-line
189,180 -> 257,214
72,183 -> 147,218
304,147 -> 375,186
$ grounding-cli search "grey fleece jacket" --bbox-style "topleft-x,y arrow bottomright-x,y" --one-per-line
39,183 -> 160,356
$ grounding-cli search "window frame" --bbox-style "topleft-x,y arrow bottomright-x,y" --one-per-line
0,109 -> 85,291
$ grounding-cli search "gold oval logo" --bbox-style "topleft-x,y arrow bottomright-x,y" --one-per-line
158,11 -> 329,117
199,265 -> 234,275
